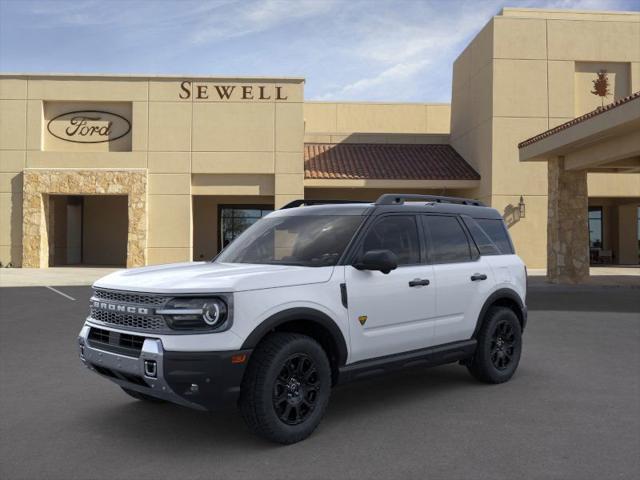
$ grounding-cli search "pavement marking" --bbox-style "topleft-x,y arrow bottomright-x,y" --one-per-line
46,286 -> 76,301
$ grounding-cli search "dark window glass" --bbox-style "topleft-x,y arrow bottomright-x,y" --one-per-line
463,217 -> 500,256
361,216 -> 420,265
588,207 -> 603,249
424,215 -> 471,263
220,206 -> 273,248
216,215 -> 362,267
476,218 -> 514,254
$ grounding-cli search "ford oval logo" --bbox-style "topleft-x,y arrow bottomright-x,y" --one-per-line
47,110 -> 131,144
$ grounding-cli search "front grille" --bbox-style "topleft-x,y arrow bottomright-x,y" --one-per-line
120,333 -> 145,350
90,308 -> 166,331
88,327 -> 147,357
90,327 -> 109,343
93,289 -> 168,306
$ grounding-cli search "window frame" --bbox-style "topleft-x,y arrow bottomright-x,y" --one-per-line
420,213 -> 479,265
347,213 -> 425,268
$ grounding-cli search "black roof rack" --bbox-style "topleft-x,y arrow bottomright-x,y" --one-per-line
375,194 -> 485,207
280,199 -> 370,209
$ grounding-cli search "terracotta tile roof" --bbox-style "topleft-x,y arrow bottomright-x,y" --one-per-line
518,91 -> 640,148
304,143 -> 480,181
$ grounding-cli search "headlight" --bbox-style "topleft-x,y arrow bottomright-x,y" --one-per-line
157,296 -> 230,331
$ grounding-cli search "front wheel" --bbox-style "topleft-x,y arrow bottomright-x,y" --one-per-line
239,333 -> 332,444
467,306 -> 522,384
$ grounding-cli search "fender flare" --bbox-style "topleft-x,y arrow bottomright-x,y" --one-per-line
472,288 -> 527,338
241,307 -> 349,366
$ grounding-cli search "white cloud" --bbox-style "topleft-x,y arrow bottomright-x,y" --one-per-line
309,0 -> 636,101
312,0 -> 505,101
318,59 -> 430,100
6,0 -> 638,102
189,0 -> 337,44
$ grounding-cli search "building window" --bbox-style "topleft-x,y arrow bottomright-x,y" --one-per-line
219,206 -> 273,250
588,207 -> 603,248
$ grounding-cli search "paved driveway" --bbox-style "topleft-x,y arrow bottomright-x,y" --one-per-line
1,285 -> 638,480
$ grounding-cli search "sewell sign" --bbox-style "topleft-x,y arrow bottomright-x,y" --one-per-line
178,81 -> 289,101
47,110 -> 131,144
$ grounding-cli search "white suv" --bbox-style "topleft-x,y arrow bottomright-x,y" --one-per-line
78,194 -> 527,444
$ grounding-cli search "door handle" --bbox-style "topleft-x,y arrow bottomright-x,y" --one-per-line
409,278 -> 430,287
471,273 -> 487,281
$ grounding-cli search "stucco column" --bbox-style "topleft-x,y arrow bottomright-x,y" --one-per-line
547,157 -> 589,283
617,203 -> 640,265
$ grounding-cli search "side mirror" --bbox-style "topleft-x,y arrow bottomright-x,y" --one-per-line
354,249 -> 398,274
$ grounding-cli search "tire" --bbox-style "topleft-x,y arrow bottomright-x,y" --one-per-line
121,387 -> 165,403
239,332 -> 332,444
467,306 -> 522,384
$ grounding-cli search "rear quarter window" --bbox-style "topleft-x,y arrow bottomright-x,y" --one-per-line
475,218 -> 514,255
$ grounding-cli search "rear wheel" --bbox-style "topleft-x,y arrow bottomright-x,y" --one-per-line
467,306 -> 522,384
239,333 -> 331,444
121,387 -> 165,403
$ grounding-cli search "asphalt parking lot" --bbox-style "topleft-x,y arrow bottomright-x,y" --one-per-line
1,284 -> 639,480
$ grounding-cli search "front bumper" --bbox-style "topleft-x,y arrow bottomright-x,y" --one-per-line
78,325 -> 251,411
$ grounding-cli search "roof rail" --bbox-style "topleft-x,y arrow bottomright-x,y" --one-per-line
375,194 -> 485,207
279,199 -> 370,209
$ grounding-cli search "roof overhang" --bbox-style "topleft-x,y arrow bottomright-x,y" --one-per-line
304,178 -> 480,189
519,93 -> 640,173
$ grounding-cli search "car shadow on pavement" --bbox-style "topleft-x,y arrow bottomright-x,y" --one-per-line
75,364 -> 478,449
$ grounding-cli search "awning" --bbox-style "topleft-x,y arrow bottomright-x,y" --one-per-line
304,143 -> 480,181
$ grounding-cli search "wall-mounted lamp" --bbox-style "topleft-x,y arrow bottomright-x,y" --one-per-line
518,195 -> 526,219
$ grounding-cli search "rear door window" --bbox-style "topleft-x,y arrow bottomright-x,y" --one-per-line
422,215 -> 472,264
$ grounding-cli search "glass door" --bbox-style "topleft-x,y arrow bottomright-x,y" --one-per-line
588,207 -> 603,264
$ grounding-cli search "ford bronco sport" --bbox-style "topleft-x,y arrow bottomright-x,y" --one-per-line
78,194 -> 527,444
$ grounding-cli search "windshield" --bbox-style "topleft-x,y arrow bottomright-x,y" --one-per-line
216,214 -> 363,267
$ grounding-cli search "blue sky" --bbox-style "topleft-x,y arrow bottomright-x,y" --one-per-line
1,0 -> 638,102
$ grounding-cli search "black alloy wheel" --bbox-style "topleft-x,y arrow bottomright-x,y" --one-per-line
239,332 -> 332,444
273,353 -> 321,425
466,306 -> 522,384
490,319 -> 516,370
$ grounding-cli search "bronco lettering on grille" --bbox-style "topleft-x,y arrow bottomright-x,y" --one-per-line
92,301 -> 150,315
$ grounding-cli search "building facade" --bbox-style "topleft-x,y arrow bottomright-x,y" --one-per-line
1,7 -> 638,269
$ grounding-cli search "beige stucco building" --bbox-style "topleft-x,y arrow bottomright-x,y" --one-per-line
1,7 -> 638,272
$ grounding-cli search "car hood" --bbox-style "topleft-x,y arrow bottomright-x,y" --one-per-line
93,262 -> 335,294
